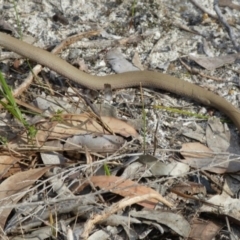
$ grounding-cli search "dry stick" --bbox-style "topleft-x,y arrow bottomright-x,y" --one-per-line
189,0 -> 236,28
65,79 -> 103,119
213,0 -> 240,52
67,227 -> 74,240
0,30 -> 101,110
15,98 -> 43,114
153,122 -> 159,156
139,82 -> 146,153
47,30 -> 101,55
172,21 -> 203,36
40,71 -> 55,95
81,193 -> 173,239
225,216 -> 234,240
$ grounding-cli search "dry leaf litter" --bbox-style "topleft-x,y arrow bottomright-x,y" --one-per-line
0,0 -> 240,239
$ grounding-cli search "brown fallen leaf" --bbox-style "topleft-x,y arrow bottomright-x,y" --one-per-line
11,113 -> 140,147
180,142 -> 213,159
33,113 -> 140,142
188,54 -> 239,70
132,51 -> 144,70
171,182 -> 206,196
189,218 -> 223,240
0,167 -> 51,228
62,113 -> 140,139
180,142 -> 229,174
90,175 -> 172,209
82,193 -> 173,239
0,155 -> 22,179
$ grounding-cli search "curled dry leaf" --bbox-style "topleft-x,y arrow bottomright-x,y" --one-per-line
106,48 -> 139,73
189,218 -> 223,240
188,53 -> 239,70
90,175 -> 172,209
132,51 -> 144,70
171,182 -> 206,196
138,155 -> 189,176
0,167 -> 51,229
61,114 -> 140,139
180,142 -> 229,174
10,226 -> 52,240
180,142 -> 213,159
0,155 -> 22,179
64,134 -> 125,153
200,193 -> 240,224
206,118 -> 230,152
130,209 -> 191,238
13,112 -> 140,146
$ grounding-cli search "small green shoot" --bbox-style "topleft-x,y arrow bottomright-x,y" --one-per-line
0,136 -> 8,145
140,87 -> 147,154
154,104 -> 232,125
51,110 -> 64,122
131,0 -> 137,18
12,0 -> 23,39
104,163 -> 111,176
154,105 -> 209,120
0,71 -> 37,141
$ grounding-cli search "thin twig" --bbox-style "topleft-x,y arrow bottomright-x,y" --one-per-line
189,0 -> 218,19
179,58 -> 225,82
81,193 -> 173,239
213,0 -> 240,52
